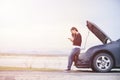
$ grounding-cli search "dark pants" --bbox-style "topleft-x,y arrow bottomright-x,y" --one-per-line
67,48 -> 80,70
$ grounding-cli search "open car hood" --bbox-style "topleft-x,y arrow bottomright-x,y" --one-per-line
86,21 -> 112,44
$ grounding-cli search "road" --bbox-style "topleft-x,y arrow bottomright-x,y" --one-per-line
0,70 -> 120,80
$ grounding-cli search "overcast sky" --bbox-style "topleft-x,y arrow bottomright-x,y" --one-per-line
0,0 -> 120,52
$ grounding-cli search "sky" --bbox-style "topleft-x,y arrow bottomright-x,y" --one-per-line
0,0 -> 120,53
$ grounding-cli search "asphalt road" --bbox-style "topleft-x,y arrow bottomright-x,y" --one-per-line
0,70 -> 120,80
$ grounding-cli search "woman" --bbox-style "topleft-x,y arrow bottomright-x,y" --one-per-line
66,27 -> 82,71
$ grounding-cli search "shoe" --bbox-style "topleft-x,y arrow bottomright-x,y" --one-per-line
65,69 -> 71,71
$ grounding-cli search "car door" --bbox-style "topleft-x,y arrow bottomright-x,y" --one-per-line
116,40 -> 120,66
111,40 -> 120,67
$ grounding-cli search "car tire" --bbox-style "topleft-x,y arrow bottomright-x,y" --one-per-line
92,53 -> 113,72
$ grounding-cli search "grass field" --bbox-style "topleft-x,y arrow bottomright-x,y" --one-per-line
0,54 -> 69,71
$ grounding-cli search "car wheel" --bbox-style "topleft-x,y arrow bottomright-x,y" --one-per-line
92,53 -> 113,72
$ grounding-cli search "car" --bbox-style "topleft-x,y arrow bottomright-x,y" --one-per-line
75,21 -> 120,72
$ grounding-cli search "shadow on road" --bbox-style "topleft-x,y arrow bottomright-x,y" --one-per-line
71,69 -> 120,73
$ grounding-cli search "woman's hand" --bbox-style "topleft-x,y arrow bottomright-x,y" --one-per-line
68,38 -> 74,42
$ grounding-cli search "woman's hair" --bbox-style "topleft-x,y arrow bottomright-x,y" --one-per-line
71,27 -> 78,32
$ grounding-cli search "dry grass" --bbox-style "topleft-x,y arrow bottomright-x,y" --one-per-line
0,66 -> 62,71
0,53 -> 67,57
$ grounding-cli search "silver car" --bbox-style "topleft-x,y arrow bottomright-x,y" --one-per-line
75,21 -> 120,72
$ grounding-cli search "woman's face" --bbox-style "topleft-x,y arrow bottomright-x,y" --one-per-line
71,30 -> 76,34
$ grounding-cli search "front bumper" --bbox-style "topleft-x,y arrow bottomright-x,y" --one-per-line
75,59 -> 90,68
75,53 -> 91,68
